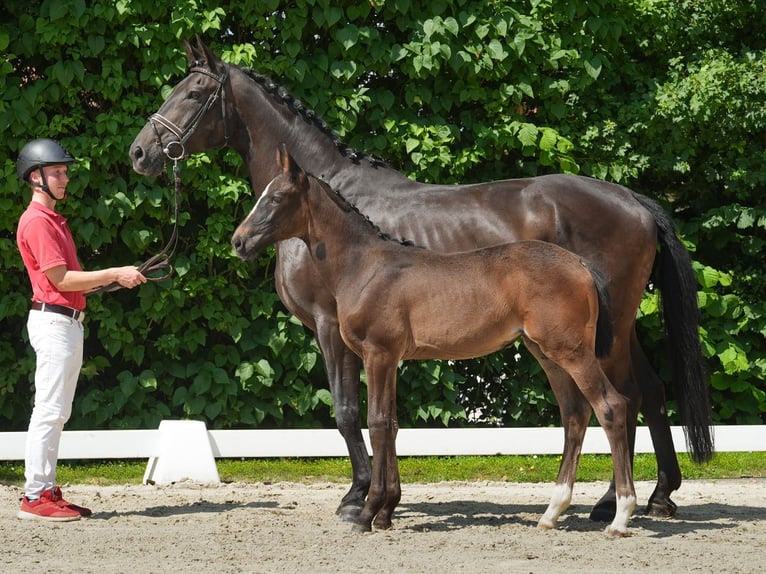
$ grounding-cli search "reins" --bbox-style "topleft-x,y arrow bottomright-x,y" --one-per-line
89,160 -> 180,294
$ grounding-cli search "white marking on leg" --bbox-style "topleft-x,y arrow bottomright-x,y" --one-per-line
538,482 -> 572,529
605,493 -> 637,537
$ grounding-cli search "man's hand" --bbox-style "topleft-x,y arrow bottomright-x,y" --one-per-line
113,266 -> 148,289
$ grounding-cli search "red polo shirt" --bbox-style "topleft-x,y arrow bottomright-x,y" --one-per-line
17,202 -> 86,311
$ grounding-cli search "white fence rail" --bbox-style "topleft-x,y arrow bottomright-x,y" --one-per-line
1,424 -> 763,460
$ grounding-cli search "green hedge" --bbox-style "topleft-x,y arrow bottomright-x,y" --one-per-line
0,0 -> 763,431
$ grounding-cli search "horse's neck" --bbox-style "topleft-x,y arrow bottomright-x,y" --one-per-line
229,68 -> 410,194
303,180 -> 382,288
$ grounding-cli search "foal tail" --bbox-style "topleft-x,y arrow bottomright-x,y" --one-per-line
632,192 -> 714,463
585,263 -> 614,359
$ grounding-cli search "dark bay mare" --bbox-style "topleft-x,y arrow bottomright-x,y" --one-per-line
129,37 -> 713,522
232,145 -> 637,536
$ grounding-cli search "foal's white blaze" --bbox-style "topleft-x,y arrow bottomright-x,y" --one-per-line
538,482 -> 572,529
605,493 -> 637,537
248,177 -> 276,219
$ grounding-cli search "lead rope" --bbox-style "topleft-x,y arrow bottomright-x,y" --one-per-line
89,159 -> 180,294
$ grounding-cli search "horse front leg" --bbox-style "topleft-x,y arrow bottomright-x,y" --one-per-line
352,352 -> 401,533
315,318 -> 371,520
631,332 -> 681,517
275,243 -> 372,520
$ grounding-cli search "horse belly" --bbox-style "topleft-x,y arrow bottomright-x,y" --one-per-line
405,304 -> 522,361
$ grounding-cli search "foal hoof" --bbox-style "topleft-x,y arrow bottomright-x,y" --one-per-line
537,518 -> 556,530
645,497 -> 677,518
350,521 -> 372,534
372,517 -> 392,530
604,525 -> 630,539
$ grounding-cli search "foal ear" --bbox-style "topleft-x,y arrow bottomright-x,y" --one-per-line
276,144 -> 305,183
277,143 -> 290,173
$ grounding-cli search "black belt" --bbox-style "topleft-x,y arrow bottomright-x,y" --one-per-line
31,301 -> 84,321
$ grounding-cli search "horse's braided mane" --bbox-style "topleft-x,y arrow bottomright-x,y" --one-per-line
311,176 -> 418,248
243,68 -> 388,169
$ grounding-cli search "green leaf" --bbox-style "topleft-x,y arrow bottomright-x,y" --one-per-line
539,128 -> 558,151
517,123 -> 538,147
405,137 -> 420,153
584,56 -> 602,79
336,26 -> 359,50
443,17 -> 459,36
487,39 -> 507,61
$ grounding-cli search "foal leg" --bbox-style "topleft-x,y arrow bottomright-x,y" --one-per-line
525,343 -> 591,529
570,358 -> 637,536
539,386 -> 592,529
352,352 -> 401,533
589,339 -> 640,522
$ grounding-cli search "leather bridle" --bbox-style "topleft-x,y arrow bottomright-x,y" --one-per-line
148,63 -> 230,161
92,64 -> 229,294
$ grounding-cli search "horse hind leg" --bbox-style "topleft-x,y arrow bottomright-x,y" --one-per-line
537,338 -> 636,535
631,332 -> 681,517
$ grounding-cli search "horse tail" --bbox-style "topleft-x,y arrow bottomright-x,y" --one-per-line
632,191 -> 714,463
585,263 -> 614,359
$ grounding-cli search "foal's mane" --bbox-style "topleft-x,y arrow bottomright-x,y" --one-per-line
311,175 -> 417,248
243,68 -> 388,169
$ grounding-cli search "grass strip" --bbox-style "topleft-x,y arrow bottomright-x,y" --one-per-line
0,452 -> 763,486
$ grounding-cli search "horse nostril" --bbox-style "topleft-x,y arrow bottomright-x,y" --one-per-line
232,237 -> 242,252
132,145 -> 144,160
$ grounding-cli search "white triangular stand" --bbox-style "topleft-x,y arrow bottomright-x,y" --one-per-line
143,420 -> 220,485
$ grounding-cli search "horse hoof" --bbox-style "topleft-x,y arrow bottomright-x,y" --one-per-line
336,504 -> 364,522
589,500 -> 617,523
372,518 -> 392,530
645,498 -> 677,518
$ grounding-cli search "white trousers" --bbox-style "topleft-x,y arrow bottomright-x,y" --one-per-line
24,309 -> 83,499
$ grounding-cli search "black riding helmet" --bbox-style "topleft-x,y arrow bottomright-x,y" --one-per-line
17,138 -> 76,200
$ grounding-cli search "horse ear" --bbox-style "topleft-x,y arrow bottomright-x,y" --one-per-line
184,39 -> 197,65
196,34 -> 223,73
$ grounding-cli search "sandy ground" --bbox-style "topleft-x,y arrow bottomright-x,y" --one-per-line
1,478 -> 764,573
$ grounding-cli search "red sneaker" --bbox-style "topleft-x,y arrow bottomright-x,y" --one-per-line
17,489 -> 81,522
51,486 -> 93,518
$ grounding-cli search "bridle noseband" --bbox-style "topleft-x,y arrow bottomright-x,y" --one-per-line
148,62 -> 230,161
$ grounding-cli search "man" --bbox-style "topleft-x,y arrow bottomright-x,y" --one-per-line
15,138 -> 147,521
